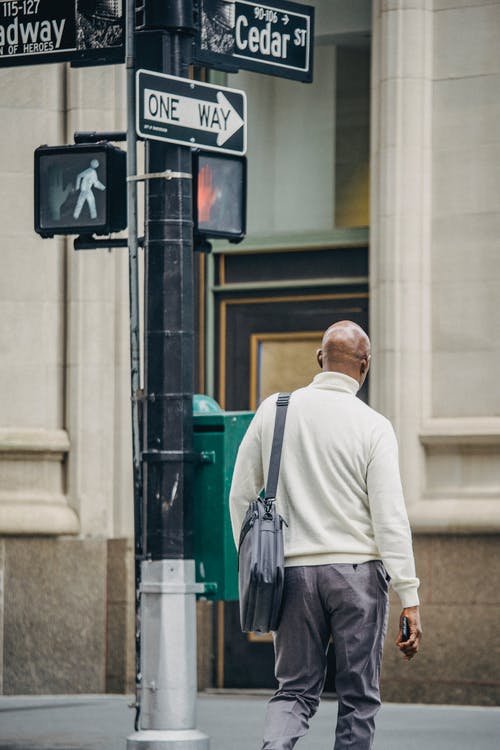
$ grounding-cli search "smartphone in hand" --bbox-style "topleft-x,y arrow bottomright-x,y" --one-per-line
401,616 -> 410,641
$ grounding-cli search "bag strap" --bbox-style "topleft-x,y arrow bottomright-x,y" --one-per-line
264,392 -> 290,502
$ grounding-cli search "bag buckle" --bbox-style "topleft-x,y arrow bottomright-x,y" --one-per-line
263,497 -> 274,519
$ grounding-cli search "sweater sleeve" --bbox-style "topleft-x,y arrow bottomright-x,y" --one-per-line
229,406 -> 265,548
366,419 -> 420,608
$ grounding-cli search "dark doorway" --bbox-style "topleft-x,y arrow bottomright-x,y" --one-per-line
211,245 -> 368,690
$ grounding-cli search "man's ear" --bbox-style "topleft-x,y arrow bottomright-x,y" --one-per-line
360,355 -> 371,378
316,348 -> 323,368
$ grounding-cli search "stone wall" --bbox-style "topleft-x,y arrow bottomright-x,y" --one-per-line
0,537 -> 134,695
382,534 -> 500,705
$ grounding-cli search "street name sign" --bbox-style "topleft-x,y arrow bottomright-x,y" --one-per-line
0,1 -> 124,68
136,70 -> 247,156
194,0 -> 314,83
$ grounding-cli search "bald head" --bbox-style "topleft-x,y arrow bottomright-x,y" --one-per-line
316,321 -> 371,386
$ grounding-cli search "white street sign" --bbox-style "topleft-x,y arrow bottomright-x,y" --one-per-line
137,70 -> 247,155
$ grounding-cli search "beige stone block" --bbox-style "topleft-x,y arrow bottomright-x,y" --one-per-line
376,215 -> 428,285
43,303 -> 66,366
0,239 -> 65,303
77,367 -> 116,439
433,144 -> 500,218
45,365 -> 66,428
372,280 -> 399,351
0,499 -> 78,536
3,537 -> 107,694
66,308 -> 116,375
0,300 -> 64,367
380,10 -> 398,82
0,364 -> 64,429
425,447 -> 462,494
0,173 -> 35,234
426,444 -> 500,499
67,65 -> 125,114
379,78 -> 396,149
432,350 -> 500,418
0,109 -> 64,174
67,364 -> 116,537
433,75 -> 500,153
378,144 -> 397,217
434,4 -> 500,80
381,9 -> 428,81
0,64 -> 64,110
0,433 -> 69,530
398,373 -> 425,424
67,107 -> 125,136
0,300 -> 37,365
67,253 -> 117,304
77,300 -> 117,366
432,214 -> 500,284
0,455 -> 65,500
432,281 -> 500,352
403,497 -> 500,534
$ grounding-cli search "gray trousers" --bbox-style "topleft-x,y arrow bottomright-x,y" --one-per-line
262,561 -> 390,750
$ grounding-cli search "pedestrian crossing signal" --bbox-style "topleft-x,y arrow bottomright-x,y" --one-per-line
194,151 -> 246,243
34,143 -> 127,238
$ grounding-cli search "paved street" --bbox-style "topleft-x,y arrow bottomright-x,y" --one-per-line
0,693 -> 499,750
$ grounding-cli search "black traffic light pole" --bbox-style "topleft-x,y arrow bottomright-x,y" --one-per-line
127,2 -> 208,749
140,0 -> 195,564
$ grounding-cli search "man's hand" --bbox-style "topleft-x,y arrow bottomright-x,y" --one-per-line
396,606 -> 422,661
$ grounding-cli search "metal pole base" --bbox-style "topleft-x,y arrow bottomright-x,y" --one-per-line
127,729 -> 209,750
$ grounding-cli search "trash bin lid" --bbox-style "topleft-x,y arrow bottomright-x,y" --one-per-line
193,394 -> 223,414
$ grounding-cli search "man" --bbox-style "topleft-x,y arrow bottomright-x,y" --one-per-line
229,321 -> 422,750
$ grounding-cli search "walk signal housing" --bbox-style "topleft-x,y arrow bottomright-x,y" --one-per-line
34,143 -> 127,238
193,151 -> 247,243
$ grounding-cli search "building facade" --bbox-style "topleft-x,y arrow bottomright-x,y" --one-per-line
0,0 -> 499,703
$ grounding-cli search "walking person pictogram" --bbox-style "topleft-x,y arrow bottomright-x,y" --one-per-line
73,159 -> 105,220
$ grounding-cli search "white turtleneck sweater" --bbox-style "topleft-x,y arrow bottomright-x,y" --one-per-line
229,371 -> 420,608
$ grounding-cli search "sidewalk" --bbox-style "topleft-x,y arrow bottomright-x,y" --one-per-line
1,693 -> 500,750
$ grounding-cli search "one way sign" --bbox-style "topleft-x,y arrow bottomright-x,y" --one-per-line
136,70 -> 247,155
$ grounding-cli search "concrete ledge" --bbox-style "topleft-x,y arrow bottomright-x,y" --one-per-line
0,428 -> 77,536
420,418 -> 500,446
0,428 -> 70,454
410,499 -> 500,533
0,499 -> 79,535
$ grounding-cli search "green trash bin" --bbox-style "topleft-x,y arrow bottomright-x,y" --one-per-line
192,403 -> 254,601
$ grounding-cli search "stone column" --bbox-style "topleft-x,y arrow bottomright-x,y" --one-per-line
65,64 -> 133,538
0,64 -> 78,535
370,0 -> 433,514
371,0 -> 500,533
